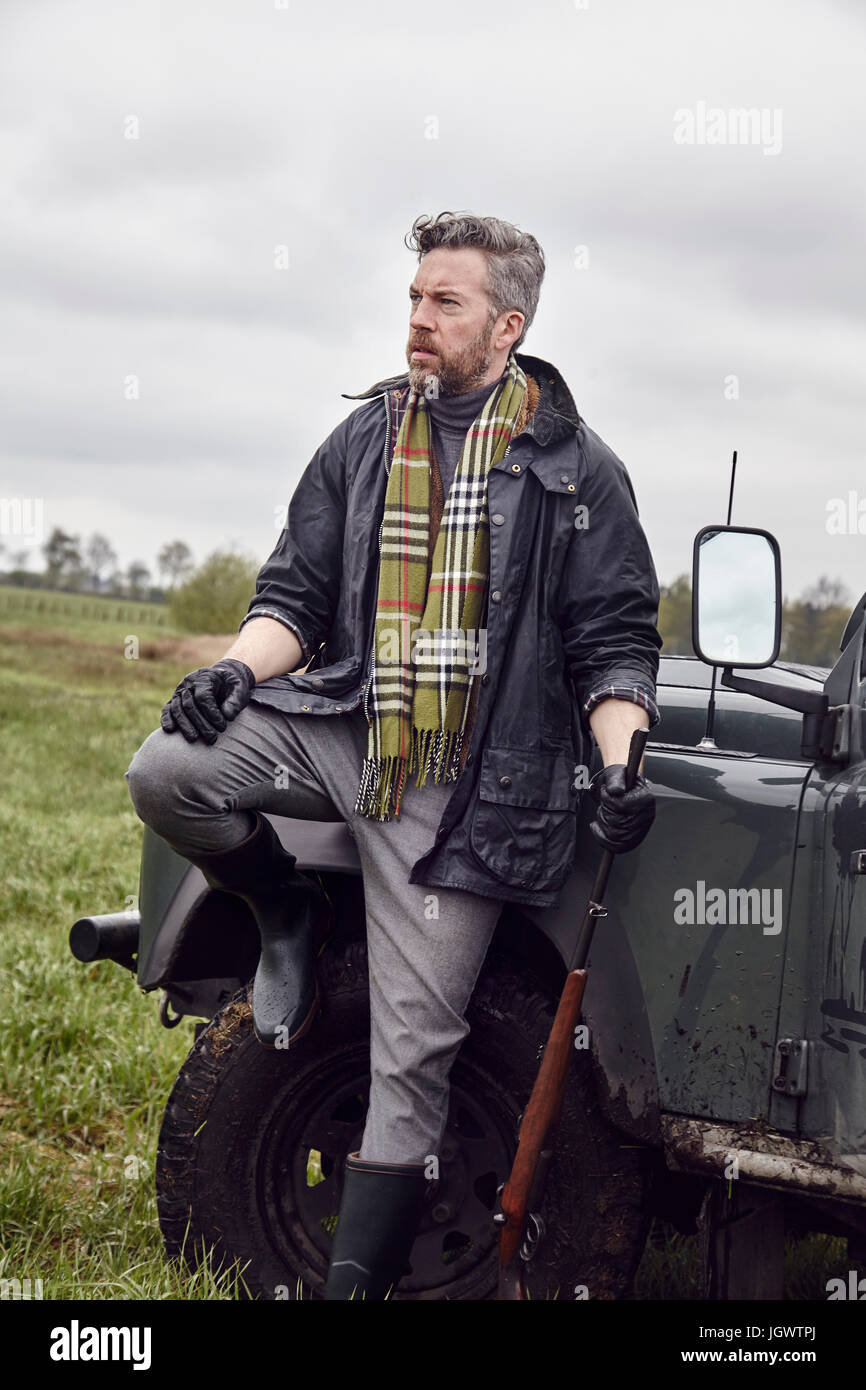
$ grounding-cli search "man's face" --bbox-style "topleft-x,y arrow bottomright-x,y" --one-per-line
406,247 -> 519,397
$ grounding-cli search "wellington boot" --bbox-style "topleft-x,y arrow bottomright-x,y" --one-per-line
185,812 -> 332,1047
323,1151 -> 429,1300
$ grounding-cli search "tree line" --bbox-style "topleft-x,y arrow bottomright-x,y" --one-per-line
0,526 -> 857,662
660,573 -> 856,668
0,529 -> 195,602
0,527 -> 259,635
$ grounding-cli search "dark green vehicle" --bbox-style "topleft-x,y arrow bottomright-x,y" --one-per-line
69,525 -> 866,1300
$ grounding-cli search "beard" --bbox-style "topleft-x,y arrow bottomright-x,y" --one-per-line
406,316 -> 498,397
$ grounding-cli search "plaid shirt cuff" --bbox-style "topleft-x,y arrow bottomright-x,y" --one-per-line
582,683 -> 661,730
238,608 -> 311,664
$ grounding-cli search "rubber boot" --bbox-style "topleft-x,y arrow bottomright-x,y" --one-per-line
323,1151 -> 429,1300
184,811 -> 332,1047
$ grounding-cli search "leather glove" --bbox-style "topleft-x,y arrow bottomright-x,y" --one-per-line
161,659 -> 256,744
589,763 -> 655,854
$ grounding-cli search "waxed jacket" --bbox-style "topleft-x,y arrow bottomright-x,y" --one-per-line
239,352 -> 662,908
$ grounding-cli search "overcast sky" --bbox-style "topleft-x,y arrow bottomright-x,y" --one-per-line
2,0 -> 865,610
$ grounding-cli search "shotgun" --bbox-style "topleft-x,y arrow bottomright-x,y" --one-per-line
495,724 -> 649,1300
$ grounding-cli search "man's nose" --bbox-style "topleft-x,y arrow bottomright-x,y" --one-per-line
409,298 -> 436,331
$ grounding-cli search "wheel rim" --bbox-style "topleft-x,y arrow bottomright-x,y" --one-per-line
257,1053 -> 517,1298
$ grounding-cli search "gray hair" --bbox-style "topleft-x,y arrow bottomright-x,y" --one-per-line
405,211 -> 545,352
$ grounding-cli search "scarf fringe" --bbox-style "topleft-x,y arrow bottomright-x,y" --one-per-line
354,726 -> 465,822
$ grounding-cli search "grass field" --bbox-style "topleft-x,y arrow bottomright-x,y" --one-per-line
0,588 -> 247,1298
0,586 -> 850,1301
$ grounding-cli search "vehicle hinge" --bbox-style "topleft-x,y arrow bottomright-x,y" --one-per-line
772,1037 -> 808,1097
818,705 -> 853,762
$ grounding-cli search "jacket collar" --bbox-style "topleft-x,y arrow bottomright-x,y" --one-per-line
341,352 -> 580,447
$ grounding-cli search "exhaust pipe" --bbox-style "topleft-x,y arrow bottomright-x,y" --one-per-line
69,911 -> 140,972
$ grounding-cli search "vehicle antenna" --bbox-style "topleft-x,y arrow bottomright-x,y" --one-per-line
700,450 -> 738,749
726,449 -> 738,525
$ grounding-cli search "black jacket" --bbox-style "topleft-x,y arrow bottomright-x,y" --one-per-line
240,352 -> 662,907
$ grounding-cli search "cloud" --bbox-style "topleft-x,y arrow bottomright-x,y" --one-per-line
1,0 -> 864,611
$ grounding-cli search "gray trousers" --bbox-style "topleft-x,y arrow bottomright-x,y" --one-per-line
124,700 -> 502,1165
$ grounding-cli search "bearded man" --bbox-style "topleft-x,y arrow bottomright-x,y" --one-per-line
125,210 -> 662,1300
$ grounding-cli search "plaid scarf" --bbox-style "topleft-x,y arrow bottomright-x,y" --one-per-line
354,352 -> 528,821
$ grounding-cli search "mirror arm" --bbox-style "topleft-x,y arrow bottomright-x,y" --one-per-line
719,667 -> 829,718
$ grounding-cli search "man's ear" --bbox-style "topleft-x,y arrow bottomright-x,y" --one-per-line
493,309 -> 524,353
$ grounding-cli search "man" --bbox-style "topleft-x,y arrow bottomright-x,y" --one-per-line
126,210 -> 662,1300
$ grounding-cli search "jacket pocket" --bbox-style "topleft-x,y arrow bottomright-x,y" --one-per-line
469,746 -> 578,892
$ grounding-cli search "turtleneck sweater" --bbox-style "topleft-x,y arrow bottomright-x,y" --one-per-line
425,370 -> 508,501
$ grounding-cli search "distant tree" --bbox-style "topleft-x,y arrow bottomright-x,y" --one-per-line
168,549 -> 259,634
802,576 -> 850,610
158,540 -> 194,590
42,528 -> 83,588
10,548 -> 31,571
84,533 -> 118,591
644,569 -> 853,669
781,575 -> 852,667
658,574 -> 693,656
4,569 -> 43,588
107,569 -> 127,596
126,561 -> 152,600
43,527 -> 74,585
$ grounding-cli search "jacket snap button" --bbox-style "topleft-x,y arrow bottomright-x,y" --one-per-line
491,513 -> 505,526
312,677 -> 323,687
567,484 -> 575,492
511,463 -> 521,473
491,591 -> 501,602
560,475 -> 569,484
499,775 -> 512,789
301,705 -> 310,711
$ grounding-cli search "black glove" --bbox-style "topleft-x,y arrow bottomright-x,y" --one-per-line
589,763 -> 655,854
161,659 -> 256,744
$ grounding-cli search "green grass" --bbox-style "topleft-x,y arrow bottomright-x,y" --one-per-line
0,597 -> 244,1299
633,1219 -> 849,1300
0,594 -> 853,1300
0,584 -> 169,641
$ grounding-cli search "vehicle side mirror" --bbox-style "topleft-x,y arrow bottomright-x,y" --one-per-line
691,525 -> 782,668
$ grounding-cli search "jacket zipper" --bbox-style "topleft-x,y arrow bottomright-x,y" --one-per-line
361,387 -> 393,726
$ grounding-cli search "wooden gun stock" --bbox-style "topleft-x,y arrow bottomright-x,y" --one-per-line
496,725 -> 648,1299
496,967 -> 587,1275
